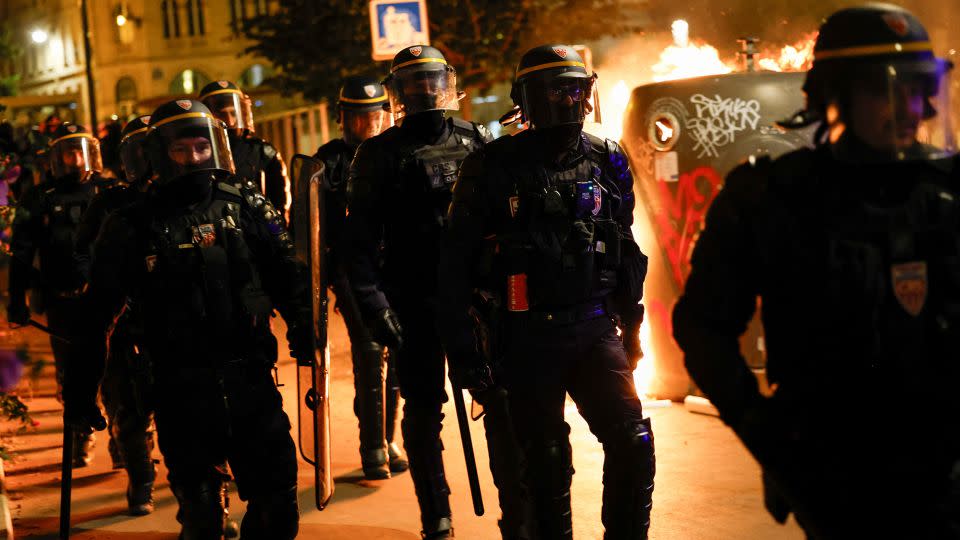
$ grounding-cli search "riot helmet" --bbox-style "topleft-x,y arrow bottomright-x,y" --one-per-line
145,99 -> 235,185
48,123 -> 103,182
383,45 -> 460,122
800,4 -> 955,161
510,45 -> 598,129
337,75 -> 389,145
198,80 -> 254,135
118,115 -> 152,185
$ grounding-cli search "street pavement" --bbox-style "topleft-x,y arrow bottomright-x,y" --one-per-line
0,304 -> 804,539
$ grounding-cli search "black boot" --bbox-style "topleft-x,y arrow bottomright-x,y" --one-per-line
476,387 -> 534,540
239,485 -> 299,540
385,352 -> 408,474
525,435 -> 575,540
403,404 -> 453,539
126,460 -> 156,516
172,477 -> 229,540
601,418 -> 655,540
353,342 -> 390,479
72,429 -> 96,468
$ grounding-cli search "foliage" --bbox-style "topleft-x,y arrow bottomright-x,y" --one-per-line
243,0 -> 644,103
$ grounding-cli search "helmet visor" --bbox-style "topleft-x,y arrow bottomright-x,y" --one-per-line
119,131 -> 150,184
387,68 -> 460,121
151,115 -> 235,182
522,75 -> 596,129
843,58 -> 956,161
342,109 -> 388,146
203,91 -> 252,133
50,135 -> 102,180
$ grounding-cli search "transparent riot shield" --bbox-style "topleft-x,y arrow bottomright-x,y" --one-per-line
290,154 -> 333,510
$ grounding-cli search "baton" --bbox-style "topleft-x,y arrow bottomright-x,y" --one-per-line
59,421 -> 73,539
10,319 -> 73,344
452,384 -> 484,516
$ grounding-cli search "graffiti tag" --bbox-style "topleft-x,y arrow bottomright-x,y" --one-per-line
651,166 -> 724,286
687,94 -> 761,158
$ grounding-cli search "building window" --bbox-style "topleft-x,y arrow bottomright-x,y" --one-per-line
116,76 -> 138,118
163,0 -> 205,39
229,0 -> 280,34
238,64 -> 272,88
169,68 -> 210,95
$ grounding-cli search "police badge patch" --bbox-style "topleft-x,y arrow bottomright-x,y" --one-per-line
410,46 -> 422,57
882,13 -> 910,36
176,100 -> 193,111
363,84 -> 378,98
142,116 -> 151,125
218,81 -> 229,88
192,224 -> 217,248
553,47 -> 568,58
891,261 -> 927,316
67,125 -> 77,133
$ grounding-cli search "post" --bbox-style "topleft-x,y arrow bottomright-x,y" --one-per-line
80,0 -> 98,131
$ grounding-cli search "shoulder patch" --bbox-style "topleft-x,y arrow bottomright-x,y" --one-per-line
262,142 -> 278,161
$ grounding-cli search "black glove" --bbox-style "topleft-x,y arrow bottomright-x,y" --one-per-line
621,322 -> 643,371
372,308 -> 403,350
286,321 -> 314,363
448,350 -> 494,392
63,400 -> 107,432
6,302 -> 29,326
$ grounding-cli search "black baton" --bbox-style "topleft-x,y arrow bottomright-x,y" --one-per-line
452,384 -> 484,516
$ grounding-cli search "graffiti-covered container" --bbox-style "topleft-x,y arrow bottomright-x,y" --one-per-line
620,71 -> 812,399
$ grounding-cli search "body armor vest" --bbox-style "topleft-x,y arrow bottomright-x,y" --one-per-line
497,135 -> 626,309
133,183 -> 272,362
760,151 -> 960,394
39,181 -> 97,292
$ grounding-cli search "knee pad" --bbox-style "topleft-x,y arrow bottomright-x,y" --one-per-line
603,418 -> 655,474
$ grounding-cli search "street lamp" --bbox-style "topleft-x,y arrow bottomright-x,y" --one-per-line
30,29 -> 48,44
116,14 -> 128,27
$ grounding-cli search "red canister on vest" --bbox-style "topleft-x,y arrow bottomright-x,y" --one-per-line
507,273 -> 529,312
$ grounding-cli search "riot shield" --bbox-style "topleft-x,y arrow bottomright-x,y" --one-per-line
290,154 -> 333,510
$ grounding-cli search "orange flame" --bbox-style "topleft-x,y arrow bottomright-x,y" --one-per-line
757,32 -> 818,72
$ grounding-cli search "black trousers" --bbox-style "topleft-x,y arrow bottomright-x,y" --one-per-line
153,360 -> 298,537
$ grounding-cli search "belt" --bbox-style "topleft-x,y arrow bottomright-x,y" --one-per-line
527,301 -> 608,327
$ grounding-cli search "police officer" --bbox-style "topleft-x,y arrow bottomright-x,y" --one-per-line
72,116 -> 158,514
312,75 -> 407,479
7,122 -> 107,467
673,5 -> 960,538
345,46 -> 529,539
439,45 -> 655,539
199,81 -> 289,216
72,100 -> 311,539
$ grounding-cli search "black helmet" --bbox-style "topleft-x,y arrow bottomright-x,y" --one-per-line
198,80 -> 253,134
119,115 -> 152,185
145,99 -> 235,185
338,75 -> 389,145
383,45 -> 460,121
510,44 -> 597,129
48,122 -> 102,182
799,4 -> 955,161
338,75 -> 388,112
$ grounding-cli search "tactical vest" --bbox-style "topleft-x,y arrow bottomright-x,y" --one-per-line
495,136 -> 627,309
231,134 -> 270,183
761,151 -> 960,385
132,183 -> 273,360
39,181 -> 96,292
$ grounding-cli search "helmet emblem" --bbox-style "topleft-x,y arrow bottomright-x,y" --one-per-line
176,100 -> 193,111
142,115 -> 151,125
66,125 -> 77,133
882,13 -> 910,36
409,46 -> 422,57
553,47 -> 568,58
217,81 -> 229,88
363,84 -> 378,98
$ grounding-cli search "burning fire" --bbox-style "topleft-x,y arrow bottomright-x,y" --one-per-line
582,21 -> 816,398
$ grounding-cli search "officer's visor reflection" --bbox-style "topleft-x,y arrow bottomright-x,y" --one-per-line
168,137 -> 214,166
61,146 -> 87,169
547,82 -> 588,107
403,72 -> 445,96
213,105 -> 239,129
